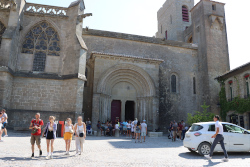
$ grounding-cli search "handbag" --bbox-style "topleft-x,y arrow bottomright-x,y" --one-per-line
31,128 -> 37,134
79,132 -> 84,137
69,129 -> 74,134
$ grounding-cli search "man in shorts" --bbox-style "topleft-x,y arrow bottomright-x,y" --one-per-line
1,109 -> 8,137
172,121 -> 178,142
140,120 -> 147,142
29,113 -> 44,158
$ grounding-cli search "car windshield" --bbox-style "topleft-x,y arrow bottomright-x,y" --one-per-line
189,124 -> 203,132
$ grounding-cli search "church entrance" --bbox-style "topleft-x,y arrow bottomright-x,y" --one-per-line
125,101 -> 135,121
111,100 -> 121,124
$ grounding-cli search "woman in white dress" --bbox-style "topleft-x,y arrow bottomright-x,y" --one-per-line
74,116 -> 86,155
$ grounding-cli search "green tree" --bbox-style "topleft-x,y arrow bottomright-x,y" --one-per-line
187,102 -> 215,125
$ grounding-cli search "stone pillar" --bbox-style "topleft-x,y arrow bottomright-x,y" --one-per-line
121,99 -> 125,121
92,93 -> 100,131
152,97 -> 159,131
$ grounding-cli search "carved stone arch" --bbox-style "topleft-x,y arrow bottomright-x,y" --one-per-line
96,64 -> 156,97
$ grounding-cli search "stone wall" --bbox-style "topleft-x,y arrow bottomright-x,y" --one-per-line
10,77 -> 79,112
0,71 -> 13,109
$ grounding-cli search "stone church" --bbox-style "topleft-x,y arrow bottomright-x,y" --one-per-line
0,0 -> 230,131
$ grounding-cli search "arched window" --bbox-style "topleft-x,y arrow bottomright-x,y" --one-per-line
171,75 -> 177,93
188,36 -> 193,43
182,6 -> 189,22
244,74 -> 249,98
228,80 -> 233,101
0,21 -> 6,45
22,21 -> 60,72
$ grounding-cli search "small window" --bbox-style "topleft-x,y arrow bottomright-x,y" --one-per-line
84,68 -> 88,87
189,124 -> 203,132
161,25 -> 162,34
171,75 -> 176,93
193,77 -> 196,94
0,21 -> 6,45
182,6 -> 189,22
208,124 -> 215,131
212,4 -> 216,11
225,124 -> 244,134
165,30 -> 168,39
245,74 -> 249,98
228,80 -> 233,101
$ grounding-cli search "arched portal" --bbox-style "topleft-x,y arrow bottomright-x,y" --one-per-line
93,63 -> 159,130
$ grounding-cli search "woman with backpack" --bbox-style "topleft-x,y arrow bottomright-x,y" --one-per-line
43,116 -> 57,159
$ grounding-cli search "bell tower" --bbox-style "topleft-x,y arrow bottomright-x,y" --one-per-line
156,0 -> 194,42
191,0 -> 230,114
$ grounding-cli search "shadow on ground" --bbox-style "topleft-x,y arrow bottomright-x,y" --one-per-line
0,155 -> 76,162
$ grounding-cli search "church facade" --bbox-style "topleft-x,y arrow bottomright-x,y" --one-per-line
0,0 -> 230,131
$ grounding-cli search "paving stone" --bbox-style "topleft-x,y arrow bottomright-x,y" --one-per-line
0,131 -> 250,167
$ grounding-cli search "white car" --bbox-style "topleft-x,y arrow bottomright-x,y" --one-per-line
183,122 -> 250,155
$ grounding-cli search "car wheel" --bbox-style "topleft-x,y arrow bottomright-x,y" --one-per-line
188,148 -> 196,152
198,143 -> 211,156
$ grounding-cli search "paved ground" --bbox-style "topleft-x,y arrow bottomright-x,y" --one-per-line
0,131 -> 250,167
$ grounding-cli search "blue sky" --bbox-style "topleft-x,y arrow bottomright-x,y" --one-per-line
27,0 -> 250,70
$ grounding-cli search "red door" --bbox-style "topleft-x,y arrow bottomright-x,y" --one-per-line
111,100 -> 121,125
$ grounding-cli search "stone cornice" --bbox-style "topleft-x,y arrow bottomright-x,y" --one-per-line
0,66 -> 86,81
83,29 -> 198,50
90,51 -> 164,65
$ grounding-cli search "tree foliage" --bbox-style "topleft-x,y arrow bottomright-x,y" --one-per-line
187,102 -> 215,125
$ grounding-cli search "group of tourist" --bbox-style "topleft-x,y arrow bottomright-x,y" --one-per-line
0,109 -> 8,142
168,120 -> 188,142
30,113 -> 86,159
97,118 -> 148,143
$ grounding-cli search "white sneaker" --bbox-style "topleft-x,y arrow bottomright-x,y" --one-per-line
50,155 -> 53,159
46,156 -> 50,159
204,155 -> 212,160
4,135 -> 8,137
75,153 -> 78,156
222,158 -> 229,162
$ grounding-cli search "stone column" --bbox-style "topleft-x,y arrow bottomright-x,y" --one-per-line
152,97 -> 159,131
92,93 -> 100,131
121,99 -> 125,121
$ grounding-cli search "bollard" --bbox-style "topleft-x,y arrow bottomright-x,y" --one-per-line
94,131 -> 97,136
59,121 -> 64,137
115,129 -> 119,137
97,129 -> 101,137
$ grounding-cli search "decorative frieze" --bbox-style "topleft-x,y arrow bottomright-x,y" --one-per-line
25,3 -> 68,16
0,0 -> 16,10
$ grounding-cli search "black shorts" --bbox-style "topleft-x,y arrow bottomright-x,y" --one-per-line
2,122 -> 7,129
46,131 -> 54,140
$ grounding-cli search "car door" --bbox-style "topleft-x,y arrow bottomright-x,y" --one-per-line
208,124 -> 230,151
224,124 -> 250,151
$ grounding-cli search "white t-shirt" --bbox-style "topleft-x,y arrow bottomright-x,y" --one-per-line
141,123 -> 147,133
215,121 -> 223,134
115,124 -> 119,129
1,113 -> 7,123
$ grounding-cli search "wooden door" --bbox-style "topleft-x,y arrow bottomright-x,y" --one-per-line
111,100 -> 121,124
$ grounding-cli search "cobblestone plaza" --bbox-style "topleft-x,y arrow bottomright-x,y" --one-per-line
1,131 -> 250,167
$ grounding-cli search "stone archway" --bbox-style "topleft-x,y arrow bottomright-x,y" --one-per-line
93,63 -> 159,131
